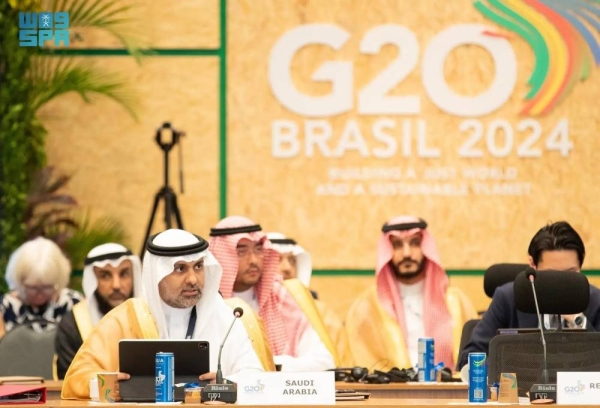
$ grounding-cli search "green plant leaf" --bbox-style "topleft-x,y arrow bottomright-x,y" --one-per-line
0,0 -> 143,290
29,56 -> 138,119
27,166 -> 74,202
46,0 -> 149,58
63,212 -> 130,269
22,166 -> 78,241
23,166 -> 76,220
28,193 -> 77,208
27,211 -> 78,239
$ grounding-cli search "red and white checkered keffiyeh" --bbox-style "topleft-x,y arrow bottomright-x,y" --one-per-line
209,216 -> 308,356
377,215 -> 454,368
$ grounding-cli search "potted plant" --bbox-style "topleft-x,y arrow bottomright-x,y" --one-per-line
24,166 -> 130,291
0,0 -> 146,291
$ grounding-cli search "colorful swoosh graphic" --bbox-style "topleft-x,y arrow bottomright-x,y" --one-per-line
474,0 -> 600,116
502,373 -> 518,388
473,356 -> 486,367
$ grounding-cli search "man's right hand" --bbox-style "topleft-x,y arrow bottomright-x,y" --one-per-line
113,373 -> 130,401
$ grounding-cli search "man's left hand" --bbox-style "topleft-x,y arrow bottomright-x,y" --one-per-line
199,372 -> 216,384
563,314 -> 585,328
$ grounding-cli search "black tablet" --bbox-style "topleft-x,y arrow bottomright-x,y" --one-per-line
118,339 -> 210,402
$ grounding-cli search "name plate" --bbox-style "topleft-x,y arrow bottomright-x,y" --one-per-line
557,372 -> 600,405
236,371 -> 335,405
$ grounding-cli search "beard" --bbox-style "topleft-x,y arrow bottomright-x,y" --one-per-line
240,265 -> 262,286
390,258 -> 426,281
170,286 -> 203,308
95,289 -> 133,315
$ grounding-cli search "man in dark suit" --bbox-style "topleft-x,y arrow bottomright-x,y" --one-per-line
458,221 -> 600,370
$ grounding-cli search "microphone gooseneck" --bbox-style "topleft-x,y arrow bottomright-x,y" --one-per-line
216,307 -> 244,384
529,274 -> 549,384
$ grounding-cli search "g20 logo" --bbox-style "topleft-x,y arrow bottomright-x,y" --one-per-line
268,23 -> 574,159
564,381 -> 586,394
244,380 -> 265,394
268,23 -> 517,118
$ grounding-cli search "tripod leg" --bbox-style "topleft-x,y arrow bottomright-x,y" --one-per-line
141,191 -> 163,256
163,188 -> 173,230
171,191 -> 184,230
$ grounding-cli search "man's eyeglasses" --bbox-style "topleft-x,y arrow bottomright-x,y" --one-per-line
23,284 -> 58,294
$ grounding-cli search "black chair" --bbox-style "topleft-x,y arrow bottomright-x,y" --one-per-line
0,320 -> 58,379
489,332 -> 600,396
457,319 -> 481,364
455,264 -> 529,371
483,263 -> 529,298
476,263 -> 528,316
454,264 -> 528,371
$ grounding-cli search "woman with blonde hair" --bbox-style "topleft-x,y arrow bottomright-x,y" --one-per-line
0,237 -> 83,339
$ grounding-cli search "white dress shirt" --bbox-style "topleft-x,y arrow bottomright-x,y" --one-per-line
233,287 -> 260,312
543,313 -> 587,330
398,280 -> 425,367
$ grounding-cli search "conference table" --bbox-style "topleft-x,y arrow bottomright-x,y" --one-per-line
335,382 -> 467,399
44,381 -> 467,401
27,383 -> 600,407
9,398 -> 600,407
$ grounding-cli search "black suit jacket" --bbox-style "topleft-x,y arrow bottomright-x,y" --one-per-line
457,282 -> 600,370
55,310 -> 84,379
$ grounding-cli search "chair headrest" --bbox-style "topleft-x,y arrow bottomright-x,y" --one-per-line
484,263 -> 529,298
514,269 -> 590,314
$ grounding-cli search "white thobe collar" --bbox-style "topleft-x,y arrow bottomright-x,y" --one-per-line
398,279 -> 425,367
162,301 -> 194,339
233,287 -> 259,312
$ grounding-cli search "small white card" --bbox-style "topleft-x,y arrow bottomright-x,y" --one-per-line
235,371 -> 335,405
557,372 -> 600,405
